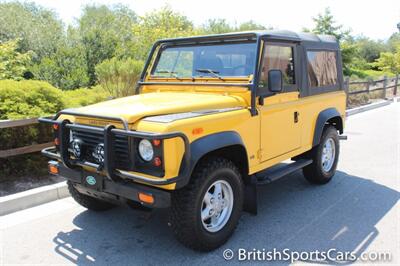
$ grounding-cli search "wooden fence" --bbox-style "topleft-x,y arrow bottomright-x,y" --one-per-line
345,74 -> 399,106
1,75 -> 399,159
0,118 -> 53,159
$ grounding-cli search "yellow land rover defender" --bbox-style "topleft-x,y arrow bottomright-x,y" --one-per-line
40,30 -> 346,251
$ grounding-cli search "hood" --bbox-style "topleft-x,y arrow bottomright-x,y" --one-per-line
73,92 -> 247,124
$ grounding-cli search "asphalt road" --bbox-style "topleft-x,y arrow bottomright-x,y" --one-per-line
1,103 -> 399,265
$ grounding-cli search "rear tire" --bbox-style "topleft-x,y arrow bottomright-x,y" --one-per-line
303,126 -> 340,184
67,181 -> 115,211
170,157 -> 244,251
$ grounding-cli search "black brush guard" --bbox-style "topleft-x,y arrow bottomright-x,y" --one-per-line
39,110 -> 190,185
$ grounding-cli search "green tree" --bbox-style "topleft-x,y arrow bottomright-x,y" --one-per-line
131,7 -> 195,61
0,39 -> 32,80
76,4 -> 138,86
31,25 -> 90,90
31,45 -> 89,90
388,33 -> 400,52
340,41 -> 358,67
0,2 -> 64,61
374,45 -> 400,74
237,21 -> 268,31
308,8 -> 350,41
355,37 -> 388,63
202,19 -> 233,34
307,8 -> 357,74
96,58 -> 144,97
202,19 -> 268,34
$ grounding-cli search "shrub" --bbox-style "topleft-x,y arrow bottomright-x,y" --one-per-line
0,79 -> 65,119
373,44 -> 400,74
0,80 -> 111,179
0,153 -> 50,180
96,58 -> 143,97
63,86 -> 111,108
0,80 -> 60,177
348,69 -> 394,79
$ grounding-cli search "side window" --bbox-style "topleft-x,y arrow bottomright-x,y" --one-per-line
307,51 -> 338,88
259,44 -> 295,89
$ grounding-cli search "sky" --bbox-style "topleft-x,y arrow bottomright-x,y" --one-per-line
21,0 -> 400,40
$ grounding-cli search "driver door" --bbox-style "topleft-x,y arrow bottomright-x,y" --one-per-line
258,42 -> 301,162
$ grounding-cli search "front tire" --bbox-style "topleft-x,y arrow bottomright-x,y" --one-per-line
303,126 -> 340,184
67,181 -> 115,211
170,157 -> 244,251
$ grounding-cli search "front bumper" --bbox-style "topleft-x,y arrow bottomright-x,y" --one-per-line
39,110 -> 191,186
54,161 -> 171,208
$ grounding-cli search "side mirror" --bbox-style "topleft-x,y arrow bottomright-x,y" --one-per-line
268,69 -> 283,93
257,69 -> 284,105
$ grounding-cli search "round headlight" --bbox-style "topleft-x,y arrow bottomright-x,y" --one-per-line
138,139 -> 154,161
70,139 -> 83,158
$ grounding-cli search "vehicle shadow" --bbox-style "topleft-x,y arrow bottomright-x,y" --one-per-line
52,170 -> 399,265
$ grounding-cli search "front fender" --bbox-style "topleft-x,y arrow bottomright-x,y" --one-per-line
176,131 -> 246,188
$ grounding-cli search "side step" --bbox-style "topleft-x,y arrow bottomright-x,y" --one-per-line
255,159 -> 313,185
243,159 -> 313,215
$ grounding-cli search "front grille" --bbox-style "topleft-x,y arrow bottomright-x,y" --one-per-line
71,129 -> 131,169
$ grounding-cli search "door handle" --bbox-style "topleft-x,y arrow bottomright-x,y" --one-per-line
294,111 -> 299,123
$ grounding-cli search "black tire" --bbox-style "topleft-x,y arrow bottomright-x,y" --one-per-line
170,157 -> 244,251
303,126 -> 340,184
67,181 -> 115,211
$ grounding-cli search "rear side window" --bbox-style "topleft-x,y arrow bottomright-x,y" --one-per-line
307,51 -> 338,88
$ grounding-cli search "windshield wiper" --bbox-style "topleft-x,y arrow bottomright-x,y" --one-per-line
195,69 -> 225,81
154,70 -> 182,80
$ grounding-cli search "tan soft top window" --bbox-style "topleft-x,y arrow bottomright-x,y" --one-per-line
307,51 -> 338,88
259,45 -> 295,88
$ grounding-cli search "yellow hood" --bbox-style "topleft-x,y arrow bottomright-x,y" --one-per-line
74,92 -> 247,124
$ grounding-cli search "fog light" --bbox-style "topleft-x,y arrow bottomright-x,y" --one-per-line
70,139 -> 84,158
54,138 -> 60,146
92,143 -> 105,164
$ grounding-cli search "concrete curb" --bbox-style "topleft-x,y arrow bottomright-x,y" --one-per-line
346,99 -> 393,116
1,98 -> 397,216
0,181 -> 69,216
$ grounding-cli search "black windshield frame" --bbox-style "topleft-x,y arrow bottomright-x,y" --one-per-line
137,33 -> 262,116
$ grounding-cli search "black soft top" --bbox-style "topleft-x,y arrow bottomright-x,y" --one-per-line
158,30 -> 339,49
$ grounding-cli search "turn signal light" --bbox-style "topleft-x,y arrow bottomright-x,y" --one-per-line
153,157 -> 162,167
48,164 -> 59,175
138,192 -> 154,204
53,123 -> 59,130
54,138 -> 60,145
152,139 -> 161,147
192,127 -> 204,135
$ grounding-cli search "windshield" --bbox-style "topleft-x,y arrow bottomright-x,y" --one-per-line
151,42 -> 257,79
